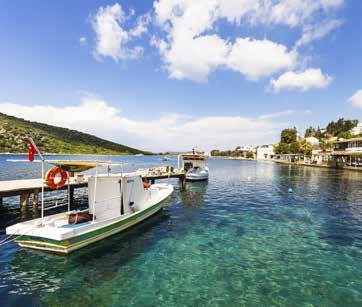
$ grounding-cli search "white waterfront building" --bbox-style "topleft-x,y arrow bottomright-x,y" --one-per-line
237,145 -> 256,152
350,123 -> 362,136
256,144 -> 275,160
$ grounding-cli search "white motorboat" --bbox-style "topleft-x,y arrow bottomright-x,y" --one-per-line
178,150 -> 209,181
185,166 -> 209,181
6,160 -> 173,254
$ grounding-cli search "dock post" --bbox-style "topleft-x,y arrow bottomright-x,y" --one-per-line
179,176 -> 187,189
70,187 -> 74,209
33,189 -> 39,210
20,193 -> 30,212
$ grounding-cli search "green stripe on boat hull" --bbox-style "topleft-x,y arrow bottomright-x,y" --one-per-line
15,201 -> 165,255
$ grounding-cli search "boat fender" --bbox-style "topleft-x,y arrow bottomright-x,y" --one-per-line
45,166 -> 69,190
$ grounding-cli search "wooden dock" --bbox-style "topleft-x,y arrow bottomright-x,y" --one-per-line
0,168 -> 186,209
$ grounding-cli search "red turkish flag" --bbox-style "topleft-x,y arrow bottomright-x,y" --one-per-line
28,142 -> 36,162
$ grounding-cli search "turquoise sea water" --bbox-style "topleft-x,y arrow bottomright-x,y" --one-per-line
1,155 -> 362,306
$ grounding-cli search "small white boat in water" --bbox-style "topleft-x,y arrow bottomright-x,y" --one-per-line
163,155 -> 171,161
178,150 -> 209,181
185,166 -> 209,181
6,160 -> 173,254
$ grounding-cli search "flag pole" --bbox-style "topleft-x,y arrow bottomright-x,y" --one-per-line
29,138 -> 45,223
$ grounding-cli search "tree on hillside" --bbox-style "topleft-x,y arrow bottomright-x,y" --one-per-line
305,126 -> 316,137
246,151 -> 254,159
315,127 -> 324,140
281,128 -> 298,144
319,140 -> 333,151
274,128 -> 312,156
211,149 -> 220,156
290,142 -> 301,154
274,142 -> 290,154
299,139 -> 312,157
274,128 -> 297,154
326,118 -> 358,137
337,131 -> 352,139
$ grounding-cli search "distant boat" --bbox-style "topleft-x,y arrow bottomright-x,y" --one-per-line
135,153 -> 144,157
178,149 -> 209,181
163,155 -> 171,161
6,160 -> 173,254
185,166 -> 209,181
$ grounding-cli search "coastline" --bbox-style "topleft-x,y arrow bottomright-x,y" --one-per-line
214,156 -> 255,161
215,155 -> 362,172
271,159 -> 362,172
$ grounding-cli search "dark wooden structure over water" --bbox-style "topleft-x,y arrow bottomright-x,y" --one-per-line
0,168 -> 186,210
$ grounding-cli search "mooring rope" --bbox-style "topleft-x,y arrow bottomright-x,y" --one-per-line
0,226 -> 39,248
0,236 -> 11,245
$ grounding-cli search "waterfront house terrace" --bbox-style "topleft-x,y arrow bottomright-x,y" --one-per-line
272,137 -> 362,170
333,137 -> 362,152
274,154 -> 305,163
329,137 -> 362,168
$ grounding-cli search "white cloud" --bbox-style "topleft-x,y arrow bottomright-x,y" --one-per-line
295,19 -> 342,47
91,3 -> 147,61
130,13 -> 151,37
152,0 -> 343,82
153,0 -> 228,81
79,37 -> 87,45
162,34 -> 230,82
258,110 -> 294,120
349,90 -> 362,108
154,0 -> 343,29
0,97 -> 284,151
227,38 -> 297,80
87,1 -> 342,80
257,0 -> 344,27
270,68 -> 332,92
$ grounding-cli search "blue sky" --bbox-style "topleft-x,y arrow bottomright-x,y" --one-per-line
0,0 -> 361,151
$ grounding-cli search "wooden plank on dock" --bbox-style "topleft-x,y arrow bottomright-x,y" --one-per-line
0,177 -> 88,198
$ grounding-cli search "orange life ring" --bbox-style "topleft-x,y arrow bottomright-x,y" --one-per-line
143,181 -> 151,189
45,167 -> 68,190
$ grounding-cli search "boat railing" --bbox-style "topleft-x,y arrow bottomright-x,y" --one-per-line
44,200 -> 68,211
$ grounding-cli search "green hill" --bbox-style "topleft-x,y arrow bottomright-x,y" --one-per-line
0,112 -> 150,155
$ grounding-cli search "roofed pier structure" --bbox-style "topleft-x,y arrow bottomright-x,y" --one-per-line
330,137 -> 362,169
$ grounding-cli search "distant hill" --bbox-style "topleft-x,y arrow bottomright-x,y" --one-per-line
0,112 -> 150,155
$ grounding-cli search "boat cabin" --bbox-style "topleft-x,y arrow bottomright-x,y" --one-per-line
178,153 -> 207,171
88,174 -> 150,221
